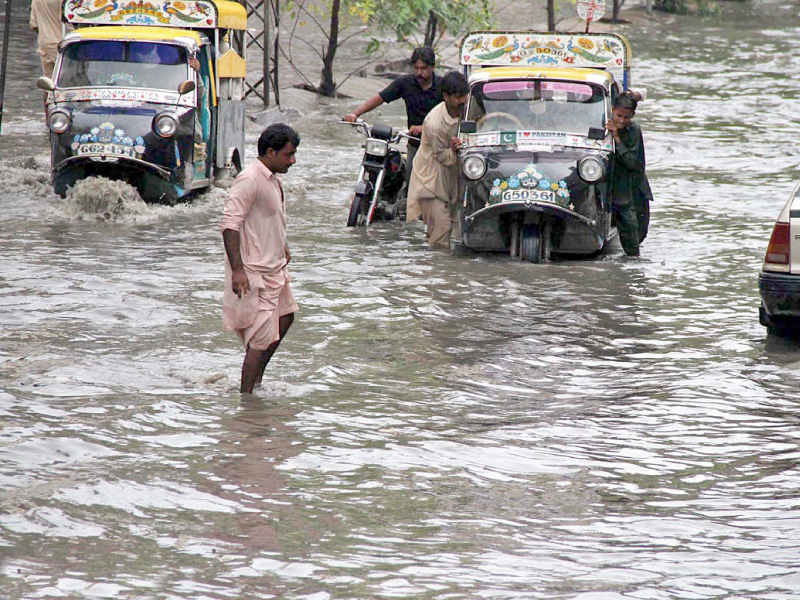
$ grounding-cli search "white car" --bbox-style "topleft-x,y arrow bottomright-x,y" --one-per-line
759,180 -> 800,332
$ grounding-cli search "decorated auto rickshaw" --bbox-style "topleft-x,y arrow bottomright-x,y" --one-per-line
37,0 -> 248,202
457,31 -> 633,261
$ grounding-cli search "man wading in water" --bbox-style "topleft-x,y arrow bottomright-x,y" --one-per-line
606,91 -> 652,256
406,71 -> 469,249
220,124 -> 299,394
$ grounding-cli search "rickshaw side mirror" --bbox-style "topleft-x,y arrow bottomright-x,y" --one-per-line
588,127 -> 606,140
177,80 -> 196,96
460,120 -> 477,134
37,77 -> 56,92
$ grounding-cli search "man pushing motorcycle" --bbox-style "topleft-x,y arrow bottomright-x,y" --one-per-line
343,47 -> 442,192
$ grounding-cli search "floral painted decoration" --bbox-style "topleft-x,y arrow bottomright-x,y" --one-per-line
70,121 -> 147,158
489,164 -> 571,207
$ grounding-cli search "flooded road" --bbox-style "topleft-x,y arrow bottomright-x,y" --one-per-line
3,1 -> 800,598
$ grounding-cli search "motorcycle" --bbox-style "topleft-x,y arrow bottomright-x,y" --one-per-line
341,120 -> 416,226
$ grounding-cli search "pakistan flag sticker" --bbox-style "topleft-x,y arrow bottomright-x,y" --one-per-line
500,131 -> 517,144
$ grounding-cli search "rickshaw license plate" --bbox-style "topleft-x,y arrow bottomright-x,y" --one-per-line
77,143 -> 135,158
501,189 -> 555,203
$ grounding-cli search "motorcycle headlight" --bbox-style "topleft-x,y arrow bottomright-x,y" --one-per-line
153,113 -> 179,138
578,156 -> 604,182
463,154 -> 486,180
365,138 -> 388,157
47,108 -> 71,134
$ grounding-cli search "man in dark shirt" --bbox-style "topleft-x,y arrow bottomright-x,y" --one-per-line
343,47 -> 442,190
606,91 -> 652,256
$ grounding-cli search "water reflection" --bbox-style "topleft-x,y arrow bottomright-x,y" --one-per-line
3,0 -> 800,597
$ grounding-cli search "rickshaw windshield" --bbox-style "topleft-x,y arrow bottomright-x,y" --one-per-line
57,41 -> 189,90
467,80 -> 607,135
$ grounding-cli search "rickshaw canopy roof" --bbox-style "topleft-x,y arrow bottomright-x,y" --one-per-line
460,31 -> 631,70
211,0 -> 247,29
469,67 -> 614,90
64,26 -> 203,46
62,0 -> 247,31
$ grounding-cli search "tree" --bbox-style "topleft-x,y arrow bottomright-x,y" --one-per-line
281,0 -> 493,97
368,0 -> 493,49
319,0 -> 342,96
546,0 -> 581,32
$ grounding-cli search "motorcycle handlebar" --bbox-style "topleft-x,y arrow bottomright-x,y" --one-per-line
339,119 -> 419,144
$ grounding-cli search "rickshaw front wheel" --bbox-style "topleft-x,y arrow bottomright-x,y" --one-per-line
520,224 -> 544,263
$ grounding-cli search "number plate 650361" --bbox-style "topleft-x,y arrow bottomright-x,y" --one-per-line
501,189 -> 555,203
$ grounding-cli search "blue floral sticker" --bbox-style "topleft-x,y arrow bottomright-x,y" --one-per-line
488,163 -> 571,208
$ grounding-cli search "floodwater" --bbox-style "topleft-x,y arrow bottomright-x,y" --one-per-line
3,1 -> 800,598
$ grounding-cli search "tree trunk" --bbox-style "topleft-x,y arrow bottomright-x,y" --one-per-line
612,0 -> 624,21
318,0 -> 340,97
547,0 -> 555,31
646,0 -> 653,14
423,10 -> 438,48
657,0 -> 683,11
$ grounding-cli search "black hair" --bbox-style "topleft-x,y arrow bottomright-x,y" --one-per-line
410,47 -> 435,67
440,71 -> 469,96
613,90 -> 638,111
257,123 -> 300,157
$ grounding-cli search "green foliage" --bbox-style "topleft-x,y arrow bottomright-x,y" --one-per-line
358,0 -> 494,48
279,0 -> 493,96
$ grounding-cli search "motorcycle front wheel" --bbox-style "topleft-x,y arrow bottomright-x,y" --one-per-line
347,195 -> 366,227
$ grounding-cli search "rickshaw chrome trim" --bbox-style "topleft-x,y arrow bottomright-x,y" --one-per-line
153,113 -> 180,138
465,201 -> 597,228
578,156 -> 604,182
53,155 -> 172,179
52,88 -> 195,108
464,130 -> 613,152
47,108 -> 72,134
463,155 -> 487,180
467,67 -> 614,89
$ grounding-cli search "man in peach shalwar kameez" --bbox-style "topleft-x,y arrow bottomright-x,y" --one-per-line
220,124 -> 299,394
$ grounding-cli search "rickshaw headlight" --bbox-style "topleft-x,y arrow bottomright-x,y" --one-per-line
365,138 -> 388,157
463,155 -> 486,180
48,109 -> 71,134
578,156 -> 604,182
153,113 -> 179,138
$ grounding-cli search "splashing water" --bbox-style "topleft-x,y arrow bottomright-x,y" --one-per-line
59,176 -> 148,222
47,177 -> 229,223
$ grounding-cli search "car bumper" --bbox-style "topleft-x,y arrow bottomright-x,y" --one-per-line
759,270 -> 800,318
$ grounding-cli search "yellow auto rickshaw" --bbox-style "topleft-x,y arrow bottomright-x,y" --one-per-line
37,0 -> 248,202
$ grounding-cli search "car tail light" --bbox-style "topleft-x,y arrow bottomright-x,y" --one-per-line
764,221 -> 790,266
